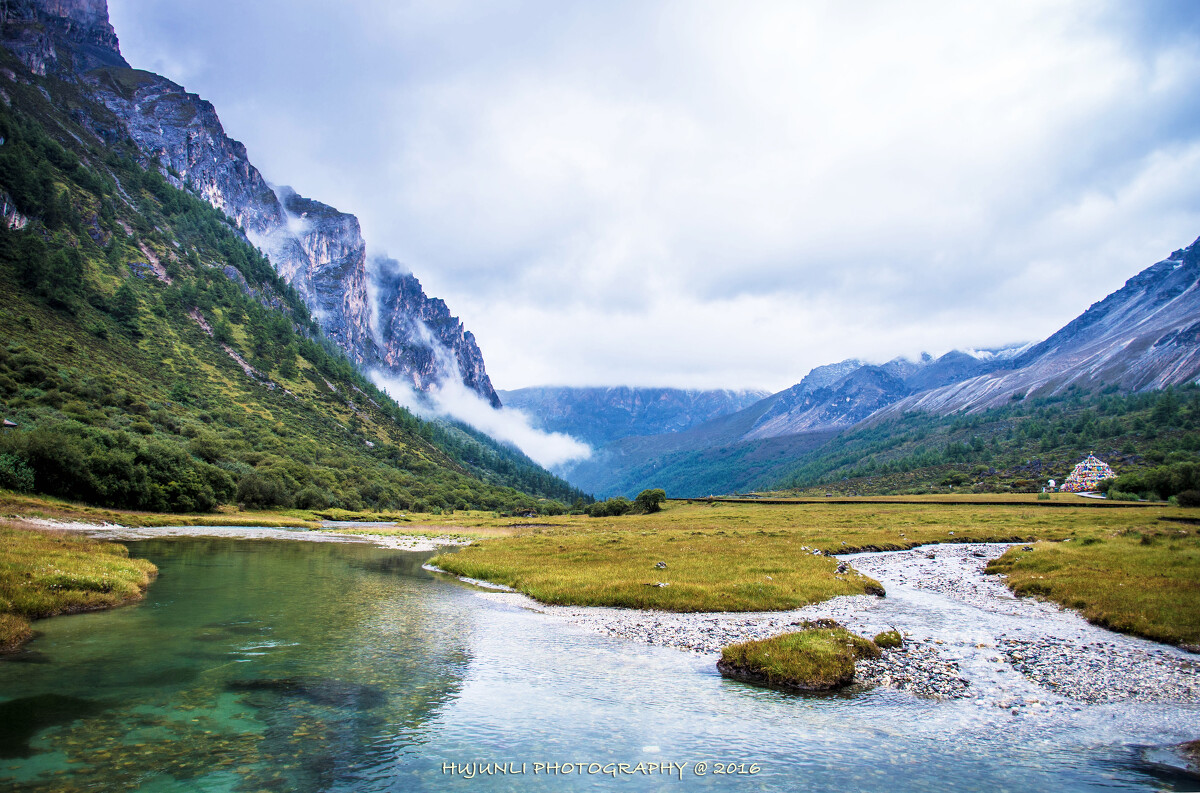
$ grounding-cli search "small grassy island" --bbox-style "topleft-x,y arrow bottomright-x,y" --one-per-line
0,521 -> 157,651
717,622 -> 882,691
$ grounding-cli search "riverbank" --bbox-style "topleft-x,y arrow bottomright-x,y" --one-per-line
18,517 -> 475,553
471,543 -> 1199,706
0,520 -> 157,652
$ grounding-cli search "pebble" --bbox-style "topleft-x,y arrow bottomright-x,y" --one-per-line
505,542 -> 1200,707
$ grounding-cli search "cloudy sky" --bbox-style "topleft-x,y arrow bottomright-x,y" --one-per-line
109,0 -> 1200,393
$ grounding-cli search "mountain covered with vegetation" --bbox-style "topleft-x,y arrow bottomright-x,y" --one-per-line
0,0 -> 502,407
0,31 -> 585,514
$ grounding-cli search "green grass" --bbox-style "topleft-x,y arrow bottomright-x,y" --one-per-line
432,528 -> 884,611
0,520 -> 157,651
430,500 -> 1198,620
873,630 -> 903,648
718,623 -> 880,691
986,529 -> 1200,647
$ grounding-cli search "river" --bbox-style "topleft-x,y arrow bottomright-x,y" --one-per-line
0,536 -> 1196,791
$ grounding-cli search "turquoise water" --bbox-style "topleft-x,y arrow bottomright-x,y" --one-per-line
0,538 -> 1196,792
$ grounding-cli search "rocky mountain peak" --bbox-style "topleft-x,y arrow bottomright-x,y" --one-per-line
2,0 -> 504,408
1,0 -> 125,74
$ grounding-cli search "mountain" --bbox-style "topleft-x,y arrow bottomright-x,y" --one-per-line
740,344 -> 1030,441
0,0 -> 501,407
555,242 -> 1200,498
498,386 -> 769,449
876,239 -> 1200,418
0,1 -> 585,512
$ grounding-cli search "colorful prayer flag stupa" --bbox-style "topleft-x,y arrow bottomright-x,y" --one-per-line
1059,454 -> 1116,493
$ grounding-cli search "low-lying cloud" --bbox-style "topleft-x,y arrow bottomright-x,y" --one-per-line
370,370 -> 591,470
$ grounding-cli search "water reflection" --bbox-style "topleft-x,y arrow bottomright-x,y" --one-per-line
0,539 -> 470,792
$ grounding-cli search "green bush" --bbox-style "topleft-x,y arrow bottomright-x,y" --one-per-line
634,488 -> 666,514
586,497 -> 634,517
1176,490 -> 1200,508
0,453 -> 34,492
236,471 -> 294,509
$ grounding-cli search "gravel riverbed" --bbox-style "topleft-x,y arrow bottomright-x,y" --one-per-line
481,542 -> 1200,705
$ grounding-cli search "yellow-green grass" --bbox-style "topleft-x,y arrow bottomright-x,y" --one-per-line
336,525 -> 515,541
986,530 -> 1200,647
718,624 -> 881,691
432,529 -> 884,611
429,500 -> 1196,615
718,493 -> 1163,505
412,499 -> 1185,541
0,520 -> 157,651
873,630 -> 903,648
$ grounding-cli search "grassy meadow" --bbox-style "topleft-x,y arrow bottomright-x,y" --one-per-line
427,499 -> 1200,643
987,530 -> 1200,646
0,520 -> 157,651
4,490 -> 1197,649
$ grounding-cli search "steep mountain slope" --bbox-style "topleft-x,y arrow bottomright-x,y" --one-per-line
498,386 -> 768,449
878,239 -> 1200,418
0,0 -> 501,406
0,32 -> 583,511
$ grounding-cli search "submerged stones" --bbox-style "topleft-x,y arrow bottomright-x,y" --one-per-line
226,677 -> 388,710
0,694 -> 103,758
1140,739 -> 1200,780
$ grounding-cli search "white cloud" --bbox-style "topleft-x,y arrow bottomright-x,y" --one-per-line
370,369 -> 591,469
110,0 -> 1200,392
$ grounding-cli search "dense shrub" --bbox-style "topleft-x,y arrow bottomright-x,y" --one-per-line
634,488 -> 667,514
586,497 -> 634,517
1176,489 -> 1200,508
0,453 -> 34,492
0,423 -> 232,512
236,471 -> 294,509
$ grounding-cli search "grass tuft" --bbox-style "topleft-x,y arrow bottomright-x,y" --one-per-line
873,629 -> 903,648
718,622 -> 880,691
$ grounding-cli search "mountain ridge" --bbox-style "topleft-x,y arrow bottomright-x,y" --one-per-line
499,386 -> 769,451
539,242 -> 1200,497
0,0 -> 502,407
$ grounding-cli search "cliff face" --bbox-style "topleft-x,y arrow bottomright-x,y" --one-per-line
0,0 -> 125,74
373,259 -> 500,405
1,0 -> 501,406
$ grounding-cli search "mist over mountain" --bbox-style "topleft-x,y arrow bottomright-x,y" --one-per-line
498,387 -> 768,451
1,0 -> 501,410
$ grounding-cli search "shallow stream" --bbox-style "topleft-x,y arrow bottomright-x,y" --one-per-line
0,537 -> 1197,791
